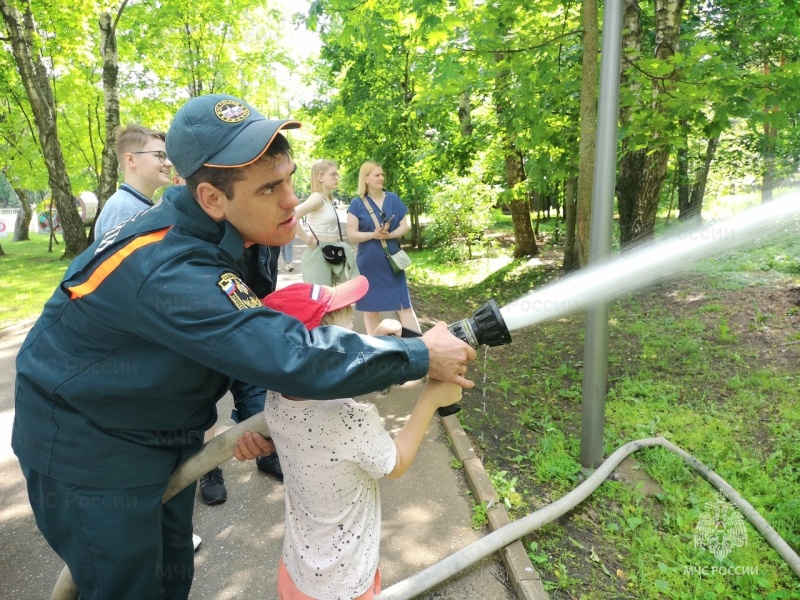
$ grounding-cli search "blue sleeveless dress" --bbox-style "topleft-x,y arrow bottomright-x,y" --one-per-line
347,193 -> 412,311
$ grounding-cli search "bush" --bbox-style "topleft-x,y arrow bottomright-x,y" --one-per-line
424,175 -> 498,260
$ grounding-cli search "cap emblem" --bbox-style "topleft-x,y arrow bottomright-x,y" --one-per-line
214,100 -> 250,123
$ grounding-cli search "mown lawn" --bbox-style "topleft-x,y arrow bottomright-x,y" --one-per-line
0,234 -> 71,329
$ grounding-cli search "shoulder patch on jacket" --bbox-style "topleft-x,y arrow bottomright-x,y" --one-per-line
217,273 -> 261,310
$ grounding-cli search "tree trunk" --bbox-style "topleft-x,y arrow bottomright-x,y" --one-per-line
576,0 -> 599,267
616,0 -> 643,244
680,135 -> 718,223
493,48 -> 537,258
620,146 -> 670,246
562,175 -> 579,271
761,57 -> 782,204
408,199 -> 421,249
617,0 -> 684,248
457,91 -> 473,136
677,130 -> 690,218
664,158 -> 678,221
761,150 -> 775,203
531,189 -> 542,213
12,189 -> 32,241
505,151 -> 537,258
687,136 -> 718,221
97,11 -> 122,227
1,0 -> 87,257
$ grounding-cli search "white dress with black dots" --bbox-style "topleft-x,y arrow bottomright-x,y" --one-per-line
264,391 -> 397,599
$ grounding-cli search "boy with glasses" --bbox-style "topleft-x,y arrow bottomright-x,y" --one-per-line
94,124 -> 173,238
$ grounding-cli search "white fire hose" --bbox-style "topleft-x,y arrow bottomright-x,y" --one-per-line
378,436 -> 800,599
51,430 -> 800,599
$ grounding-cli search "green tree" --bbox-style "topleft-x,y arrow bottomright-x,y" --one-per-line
306,0 -> 584,257
614,0 -> 800,246
304,2 -> 463,247
425,175 -> 497,260
1,0 -> 88,257
573,0 -> 598,268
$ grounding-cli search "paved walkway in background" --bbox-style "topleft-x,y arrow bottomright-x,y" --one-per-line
0,217 -> 546,599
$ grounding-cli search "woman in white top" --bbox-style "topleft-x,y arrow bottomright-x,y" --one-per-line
297,160 -> 358,285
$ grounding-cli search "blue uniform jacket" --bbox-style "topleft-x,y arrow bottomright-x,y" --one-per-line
13,186 -> 428,488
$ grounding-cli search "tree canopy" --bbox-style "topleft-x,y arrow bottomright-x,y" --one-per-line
2,0 -> 799,258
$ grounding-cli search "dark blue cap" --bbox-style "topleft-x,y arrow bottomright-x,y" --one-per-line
166,94 -> 301,178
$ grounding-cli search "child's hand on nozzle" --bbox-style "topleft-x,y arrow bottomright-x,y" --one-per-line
423,378 -> 462,408
372,318 -> 402,337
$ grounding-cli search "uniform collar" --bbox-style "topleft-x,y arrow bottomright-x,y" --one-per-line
161,186 -> 245,261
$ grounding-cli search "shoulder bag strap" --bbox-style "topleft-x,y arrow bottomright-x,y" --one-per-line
307,195 -> 343,243
331,199 -> 344,242
306,222 -> 320,245
360,195 -> 391,255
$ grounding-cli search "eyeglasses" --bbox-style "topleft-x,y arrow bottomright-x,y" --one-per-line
131,150 -> 168,164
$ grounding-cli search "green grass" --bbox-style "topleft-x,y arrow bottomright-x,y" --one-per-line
416,220 -> 800,599
0,234 -> 71,329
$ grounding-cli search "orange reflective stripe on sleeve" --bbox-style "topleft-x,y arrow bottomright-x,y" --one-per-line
67,228 -> 171,299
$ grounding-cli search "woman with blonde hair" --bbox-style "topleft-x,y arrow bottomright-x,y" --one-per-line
347,161 -> 420,335
297,160 -> 358,286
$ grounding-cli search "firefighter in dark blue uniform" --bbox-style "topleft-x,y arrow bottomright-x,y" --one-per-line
13,94 -> 476,599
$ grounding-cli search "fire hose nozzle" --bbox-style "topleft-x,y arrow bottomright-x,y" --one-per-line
401,299 -> 512,416
447,299 -> 512,349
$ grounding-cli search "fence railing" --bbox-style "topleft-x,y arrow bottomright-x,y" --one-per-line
0,208 -> 39,235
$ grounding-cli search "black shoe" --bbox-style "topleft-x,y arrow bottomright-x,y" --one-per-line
199,467 -> 227,505
256,453 -> 284,481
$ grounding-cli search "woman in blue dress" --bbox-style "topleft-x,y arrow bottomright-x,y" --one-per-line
347,161 -> 421,334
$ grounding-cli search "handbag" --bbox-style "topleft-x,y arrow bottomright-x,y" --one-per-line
321,244 -> 346,265
362,195 -> 412,273
386,247 -> 412,272
307,201 -> 346,265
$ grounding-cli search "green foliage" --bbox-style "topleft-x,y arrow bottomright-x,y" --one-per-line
0,172 -> 19,207
0,0 -> 301,200
470,501 -> 488,530
424,175 -> 498,260
301,0 -> 585,238
489,470 -> 524,511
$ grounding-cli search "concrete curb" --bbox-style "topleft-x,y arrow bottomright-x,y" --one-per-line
441,414 -> 550,600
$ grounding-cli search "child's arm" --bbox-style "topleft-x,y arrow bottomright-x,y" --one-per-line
385,378 -> 462,479
372,318 -> 402,337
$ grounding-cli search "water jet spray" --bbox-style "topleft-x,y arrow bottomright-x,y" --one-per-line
402,299 -> 513,415
498,194 -> 800,333
405,194 -> 799,415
